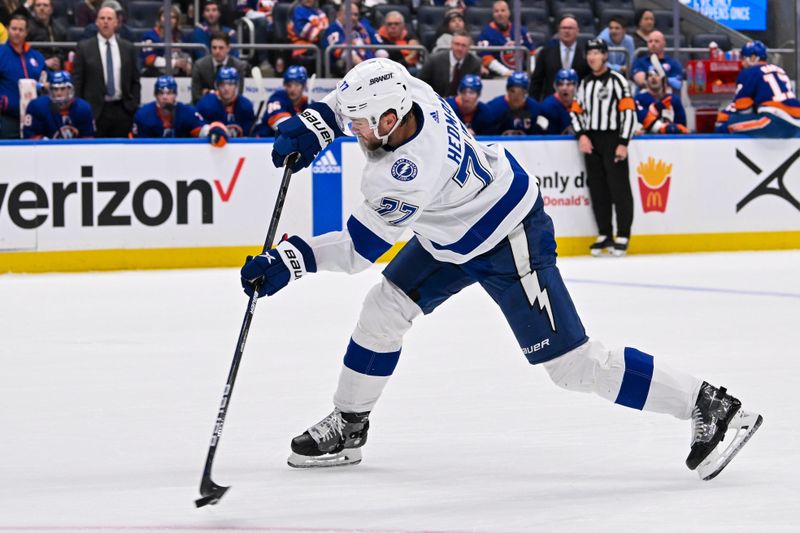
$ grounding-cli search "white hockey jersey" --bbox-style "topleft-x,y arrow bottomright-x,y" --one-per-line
308,76 -> 540,273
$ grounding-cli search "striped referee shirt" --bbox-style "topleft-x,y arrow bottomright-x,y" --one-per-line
570,68 -> 636,145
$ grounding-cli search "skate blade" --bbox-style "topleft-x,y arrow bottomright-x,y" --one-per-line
591,247 -> 613,257
697,410 -> 763,481
287,448 -> 362,469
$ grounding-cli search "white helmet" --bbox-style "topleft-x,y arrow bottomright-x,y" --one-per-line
336,58 -> 413,145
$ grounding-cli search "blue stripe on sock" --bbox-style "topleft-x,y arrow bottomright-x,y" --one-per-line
343,338 -> 401,377
615,347 -> 654,410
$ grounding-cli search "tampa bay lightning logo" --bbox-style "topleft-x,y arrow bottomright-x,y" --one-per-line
391,158 -> 418,182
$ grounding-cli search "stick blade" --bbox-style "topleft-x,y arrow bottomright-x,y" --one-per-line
195,480 -> 230,508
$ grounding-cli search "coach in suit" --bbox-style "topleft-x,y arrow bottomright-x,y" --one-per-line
191,31 -> 247,104
529,15 -> 589,101
72,5 -> 140,137
418,30 -> 481,98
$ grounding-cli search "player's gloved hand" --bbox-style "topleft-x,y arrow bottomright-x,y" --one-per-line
208,121 -> 229,148
271,114 -> 323,172
654,95 -> 673,112
240,235 -> 317,298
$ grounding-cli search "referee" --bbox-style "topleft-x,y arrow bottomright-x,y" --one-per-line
570,38 -> 636,256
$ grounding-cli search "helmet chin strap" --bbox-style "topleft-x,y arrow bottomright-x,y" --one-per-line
373,110 -> 407,146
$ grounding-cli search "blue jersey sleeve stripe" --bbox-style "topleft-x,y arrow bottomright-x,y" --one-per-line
310,101 -> 345,138
615,348 -> 654,410
343,338 -> 401,377
430,149 -> 529,256
347,215 -> 392,263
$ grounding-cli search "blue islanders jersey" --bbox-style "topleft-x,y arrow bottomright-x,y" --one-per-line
635,91 -> 687,132
196,92 -> 255,138
323,20 -> 377,62
445,96 -> 495,135
288,4 -> 329,54
22,96 -> 95,139
731,63 -> 800,121
539,95 -> 576,135
484,94 -> 542,135
132,102 -> 206,138
256,89 -> 309,137
476,22 -> 534,71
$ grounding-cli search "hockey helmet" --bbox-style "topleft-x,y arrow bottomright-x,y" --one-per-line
458,73 -> 482,95
585,38 -> 609,54
554,68 -> 578,86
215,66 -> 240,86
741,40 -> 767,61
336,57 -> 413,145
154,75 -> 178,94
506,71 -> 529,90
284,65 -> 308,85
49,70 -> 74,106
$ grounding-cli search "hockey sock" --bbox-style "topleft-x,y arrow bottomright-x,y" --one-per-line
333,338 -> 400,413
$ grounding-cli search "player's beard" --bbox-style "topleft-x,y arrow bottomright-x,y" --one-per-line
358,135 -> 382,151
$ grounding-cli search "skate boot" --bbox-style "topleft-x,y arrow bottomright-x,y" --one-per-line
590,236 -> 614,257
612,237 -> 629,257
287,408 -> 370,468
686,382 -> 763,481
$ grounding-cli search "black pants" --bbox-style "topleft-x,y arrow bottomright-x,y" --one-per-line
96,101 -> 134,138
583,131 -> 633,239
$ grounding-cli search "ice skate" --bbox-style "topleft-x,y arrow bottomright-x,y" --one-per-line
612,237 -> 629,257
686,382 -> 762,481
287,408 -> 370,468
590,236 -> 614,257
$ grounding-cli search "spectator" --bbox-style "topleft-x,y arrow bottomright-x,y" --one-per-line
1,0 -> 20,26
81,1 -> 135,43
445,73 -> 495,135
237,0 -> 283,76
570,39 -> 636,257
597,15 -> 634,75
418,30 -> 480,98
631,31 -> 682,91
635,64 -> 688,134
377,10 -> 421,75
715,40 -> 800,137
72,5 -> 140,137
22,70 -> 95,138
476,0 -> 535,77
255,65 -> 308,137
196,66 -> 255,137
140,5 -> 192,77
191,0 -> 237,60
632,9 -> 655,52
27,0 -> 66,70
323,2 -> 377,77
433,9 -> 465,50
287,0 -> 329,74
538,68 -> 579,135
133,75 -> 228,146
76,0 -> 103,27
530,14 -> 589,101
0,13 -> 45,138
485,71 -> 542,135
191,31 -> 247,104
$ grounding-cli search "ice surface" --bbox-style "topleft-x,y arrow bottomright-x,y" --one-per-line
1,251 -> 798,533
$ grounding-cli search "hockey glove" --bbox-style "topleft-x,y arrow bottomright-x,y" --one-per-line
208,121 -> 229,148
240,235 -> 317,298
271,109 -> 333,172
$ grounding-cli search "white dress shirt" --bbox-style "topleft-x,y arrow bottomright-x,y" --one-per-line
97,34 -> 122,101
559,41 -> 575,70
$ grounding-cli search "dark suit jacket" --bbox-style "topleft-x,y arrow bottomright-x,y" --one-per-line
191,55 -> 248,104
529,39 -> 590,101
418,50 -> 482,98
72,36 -> 140,120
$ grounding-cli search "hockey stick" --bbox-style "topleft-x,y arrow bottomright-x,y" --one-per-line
195,152 -> 300,508
249,66 -> 265,137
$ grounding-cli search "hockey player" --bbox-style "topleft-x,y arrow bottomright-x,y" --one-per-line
538,68 -> 579,135
22,71 -> 95,139
255,65 -> 309,138
196,66 -> 255,138
132,75 -> 228,146
240,58 -> 762,480
484,71 -> 542,135
635,64 -> 688,135
715,40 -> 800,137
444,74 -> 495,136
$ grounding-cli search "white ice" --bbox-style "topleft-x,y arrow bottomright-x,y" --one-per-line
1,251 -> 798,533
